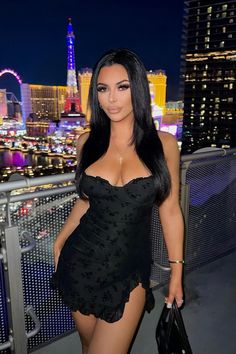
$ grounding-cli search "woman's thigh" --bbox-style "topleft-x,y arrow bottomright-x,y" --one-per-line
72,310 -> 97,349
88,284 -> 146,354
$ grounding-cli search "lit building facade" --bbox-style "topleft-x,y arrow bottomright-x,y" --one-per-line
0,89 -> 7,118
21,84 -> 67,122
26,114 -> 57,137
147,70 -> 167,114
78,68 -> 92,115
181,0 -> 236,154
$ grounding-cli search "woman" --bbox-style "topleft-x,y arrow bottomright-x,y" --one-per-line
52,48 -> 184,354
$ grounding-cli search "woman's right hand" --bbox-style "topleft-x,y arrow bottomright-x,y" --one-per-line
53,243 -> 62,271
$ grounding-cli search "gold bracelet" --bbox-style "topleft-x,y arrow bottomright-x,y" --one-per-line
168,259 -> 185,264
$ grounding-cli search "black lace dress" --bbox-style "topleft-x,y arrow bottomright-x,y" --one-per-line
51,171 -> 157,323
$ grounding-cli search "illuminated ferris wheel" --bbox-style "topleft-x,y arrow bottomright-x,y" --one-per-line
0,68 -> 23,85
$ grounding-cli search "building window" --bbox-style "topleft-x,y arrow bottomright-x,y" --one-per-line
207,29 -> 211,35
220,41 -> 225,48
222,4 -> 228,11
229,83 -> 233,89
229,18 -> 234,23
195,44 -> 198,50
207,22 -> 211,28
222,26 -> 226,33
222,12 -> 227,18
228,34 -> 233,38
205,44 -> 210,49
202,84 -> 207,89
205,36 -> 210,42
207,6 -> 212,13
228,97 -> 233,102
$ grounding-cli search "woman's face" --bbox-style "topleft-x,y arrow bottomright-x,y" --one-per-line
96,64 -> 134,123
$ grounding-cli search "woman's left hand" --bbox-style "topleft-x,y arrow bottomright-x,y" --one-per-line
165,277 -> 183,308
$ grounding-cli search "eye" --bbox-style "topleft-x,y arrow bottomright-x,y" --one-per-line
118,84 -> 130,91
97,85 -> 107,92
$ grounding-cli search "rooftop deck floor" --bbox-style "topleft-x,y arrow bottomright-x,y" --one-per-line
33,250 -> 236,354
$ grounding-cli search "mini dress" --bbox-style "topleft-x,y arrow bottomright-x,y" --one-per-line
51,171 -> 157,323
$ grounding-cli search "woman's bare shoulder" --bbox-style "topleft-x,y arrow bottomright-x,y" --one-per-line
77,131 -> 90,145
76,131 -> 90,160
157,131 -> 179,159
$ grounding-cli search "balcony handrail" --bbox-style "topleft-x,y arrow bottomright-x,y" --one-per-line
0,172 -> 74,193
181,147 -> 236,162
0,148 -> 236,195
0,185 -> 76,205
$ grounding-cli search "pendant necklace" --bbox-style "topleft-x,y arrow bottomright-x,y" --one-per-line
113,144 -> 128,165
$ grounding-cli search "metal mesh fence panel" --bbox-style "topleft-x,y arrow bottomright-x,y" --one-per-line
150,205 -> 170,286
9,187 -> 77,350
184,155 -> 236,271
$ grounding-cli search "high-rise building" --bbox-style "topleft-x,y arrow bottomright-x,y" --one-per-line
78,68 -> 92,115
181,0 -> 236,154
147,70 -> 167,114
21,84 -> 67,122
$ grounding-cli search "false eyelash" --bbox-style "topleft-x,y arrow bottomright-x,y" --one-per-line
118,84 -> 130,90
97,86 -> 107,92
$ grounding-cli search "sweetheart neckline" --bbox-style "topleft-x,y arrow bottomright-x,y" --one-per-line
83,171 -> 153,188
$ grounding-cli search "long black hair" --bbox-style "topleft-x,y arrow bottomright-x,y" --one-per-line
77,48 -> 171,205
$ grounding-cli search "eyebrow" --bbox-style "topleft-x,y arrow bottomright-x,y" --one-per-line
97,79 -> 130,86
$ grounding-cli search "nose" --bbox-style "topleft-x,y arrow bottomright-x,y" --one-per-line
108,88 -> 117,103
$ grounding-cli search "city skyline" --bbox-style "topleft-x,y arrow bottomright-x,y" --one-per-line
0,0 -> 184,101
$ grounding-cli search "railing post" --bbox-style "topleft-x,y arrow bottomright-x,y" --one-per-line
180,161 -> 191,255
1,225 -> 28,354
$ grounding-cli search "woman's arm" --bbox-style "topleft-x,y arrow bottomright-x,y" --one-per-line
158,131 -> 184,306
53,198 -> 90,269
53,131 -> 90,270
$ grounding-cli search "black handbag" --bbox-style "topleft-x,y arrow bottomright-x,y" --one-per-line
155,299 -> 193,354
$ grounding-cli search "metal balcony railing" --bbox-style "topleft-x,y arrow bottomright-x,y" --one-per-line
0,147 -> 236,353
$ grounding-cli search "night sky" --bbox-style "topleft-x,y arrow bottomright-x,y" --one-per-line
0,0 -> 184,101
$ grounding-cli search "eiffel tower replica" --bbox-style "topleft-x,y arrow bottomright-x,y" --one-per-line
60,18 -> 86,128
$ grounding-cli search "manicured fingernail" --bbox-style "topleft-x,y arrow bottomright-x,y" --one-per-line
167,303 -> 172,308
